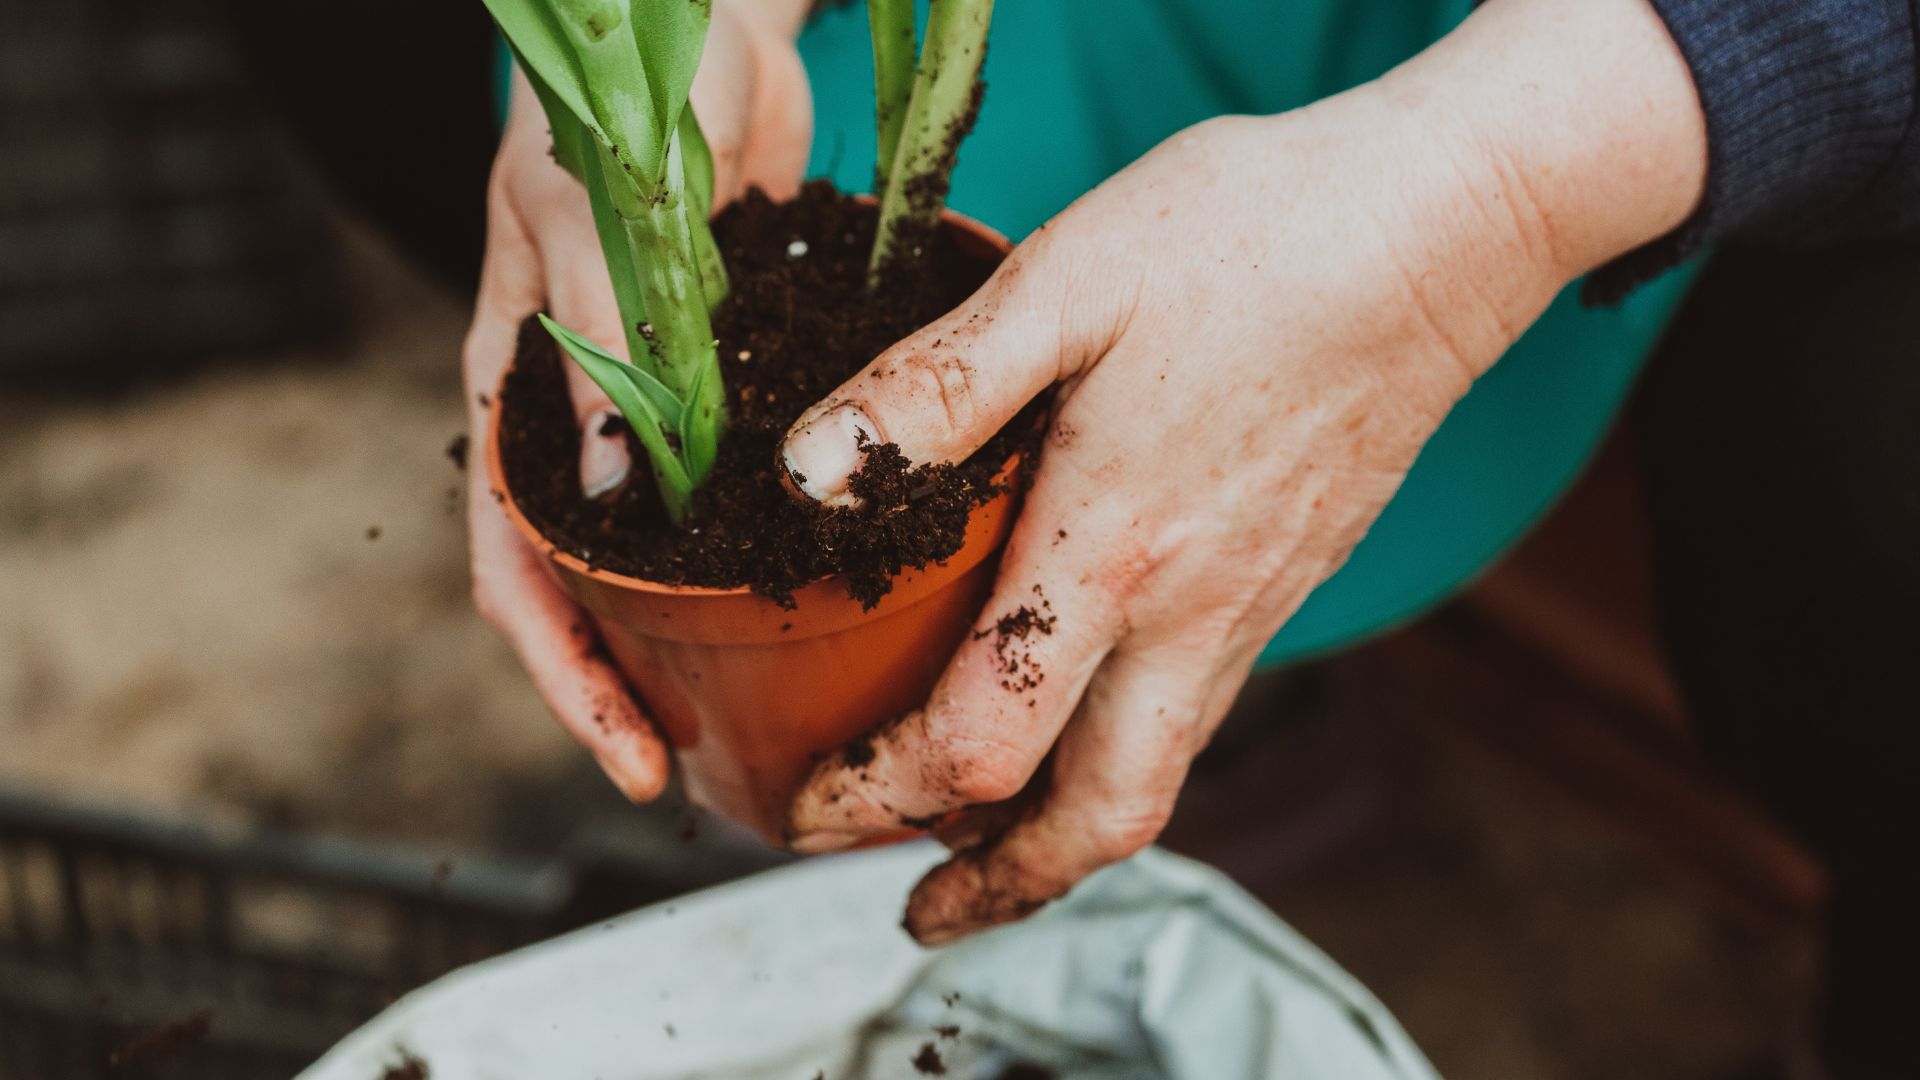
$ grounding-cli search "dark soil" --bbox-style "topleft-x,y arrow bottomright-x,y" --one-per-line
911,1040 -> 949,1075
975,588 -> 1056,693
377,1049 -> 429,1080
498,181 -> 1044,608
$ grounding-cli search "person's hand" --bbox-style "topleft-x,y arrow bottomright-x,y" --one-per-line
463,1 -> 812,800
781,0 -> 1707,942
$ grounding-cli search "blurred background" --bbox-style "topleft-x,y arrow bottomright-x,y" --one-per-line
0,0 -> 1823,1077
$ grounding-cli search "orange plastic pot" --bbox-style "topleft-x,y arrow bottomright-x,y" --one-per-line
487,210 -> 1016,843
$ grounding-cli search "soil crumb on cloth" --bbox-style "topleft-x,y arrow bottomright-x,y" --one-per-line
377,1048 -> 429,1079
498,182 -> 1045,608
911,1040 -> 949,1075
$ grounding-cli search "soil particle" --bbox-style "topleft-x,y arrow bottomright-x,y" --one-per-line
498,182 -> 1044,608
933,1023 -> 961,1040
109,1008 -> 212,1066
378,1049 -> 429,1080
911,1041 -> 949,1075
445,434 -> 468,471
366,525 -> 382,541
974,597 -> 1057,693
840,728 -> 879,768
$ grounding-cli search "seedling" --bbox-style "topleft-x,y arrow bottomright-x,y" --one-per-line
486,0 -> 995,522
485,0 -> 727,523
867,0 -> 995,281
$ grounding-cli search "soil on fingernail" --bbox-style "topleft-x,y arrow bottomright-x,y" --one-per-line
446,434 -> 468,471
497,182 -> 1047,609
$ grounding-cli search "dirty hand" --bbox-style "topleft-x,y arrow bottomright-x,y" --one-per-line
782,0 -> 1706,942
463,0 -> 812,800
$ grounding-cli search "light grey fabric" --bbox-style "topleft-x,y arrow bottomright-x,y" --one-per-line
303,844 -> 1440,1080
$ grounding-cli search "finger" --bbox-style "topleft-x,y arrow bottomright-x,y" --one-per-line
778,241 -> 1090,506
464,172 -> 666,803
904,647 -> 1213,945
468,490 -> 671,804
930,781 -> 1043,852
737,35 -> 812,200
786,485 -> 1136,849
537,207 -> 635,499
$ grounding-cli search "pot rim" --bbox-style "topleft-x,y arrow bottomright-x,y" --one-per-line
485,204 -> 1014,599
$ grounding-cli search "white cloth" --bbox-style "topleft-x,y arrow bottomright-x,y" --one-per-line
302,844 -> 1440,1080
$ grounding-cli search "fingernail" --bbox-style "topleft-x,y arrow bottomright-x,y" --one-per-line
581,408 -> 632,499
781,404 -> 877,506
910,920 -> 971,948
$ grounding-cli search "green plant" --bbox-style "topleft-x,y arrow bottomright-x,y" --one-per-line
484,0 -> 727,524
867,0 -> 995,281
488,0 -> 995,524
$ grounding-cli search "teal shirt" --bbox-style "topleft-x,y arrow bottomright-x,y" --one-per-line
798,0 -> 1696,667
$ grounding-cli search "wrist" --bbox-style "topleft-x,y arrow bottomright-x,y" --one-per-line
1384,0 -> 1707,284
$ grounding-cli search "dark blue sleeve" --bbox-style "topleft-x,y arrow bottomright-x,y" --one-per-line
1586,0 -> 1920,303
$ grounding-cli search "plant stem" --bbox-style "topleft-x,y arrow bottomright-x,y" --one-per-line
869,0 -> 992,283
592,137 -> 727,518
868,0 -> 916,198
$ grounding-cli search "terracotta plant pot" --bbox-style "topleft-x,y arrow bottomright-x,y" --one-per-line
487,210 -> 1017,842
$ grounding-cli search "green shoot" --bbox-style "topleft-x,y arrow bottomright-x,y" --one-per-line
867,0 -> 916,199
484,0 -> 728,524
869,0 -> 994,282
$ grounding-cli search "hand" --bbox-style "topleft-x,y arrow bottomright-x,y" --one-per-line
463,1 -> 812,800
781,0 -> 1706,942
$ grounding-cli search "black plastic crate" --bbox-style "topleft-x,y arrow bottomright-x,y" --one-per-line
0,789 -> 782,1078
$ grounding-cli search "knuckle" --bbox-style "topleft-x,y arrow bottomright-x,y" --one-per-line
896,347 -> 980,437
932,731 -> 1033,805
1084,801 -> 1172,861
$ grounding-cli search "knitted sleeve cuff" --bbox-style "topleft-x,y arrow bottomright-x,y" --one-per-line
1586,0 -> 1916,304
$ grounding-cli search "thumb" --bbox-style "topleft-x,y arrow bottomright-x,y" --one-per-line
544,236 -> 635,500
779,250 -> 1075,506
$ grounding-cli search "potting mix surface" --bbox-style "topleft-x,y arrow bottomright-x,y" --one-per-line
498,182 -> 1045,608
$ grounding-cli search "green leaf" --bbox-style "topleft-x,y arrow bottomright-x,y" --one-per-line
868,0 -> 916,196
674,111 -> 729,313
677,350 -> 719,484
540,315 -> 686,428
493,0 -> 702,190
677,107 -> 715,221
483,0 -> 597,138
578,141 -> 652,361
538,314 -> 697,520
628,0 -> 713,175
